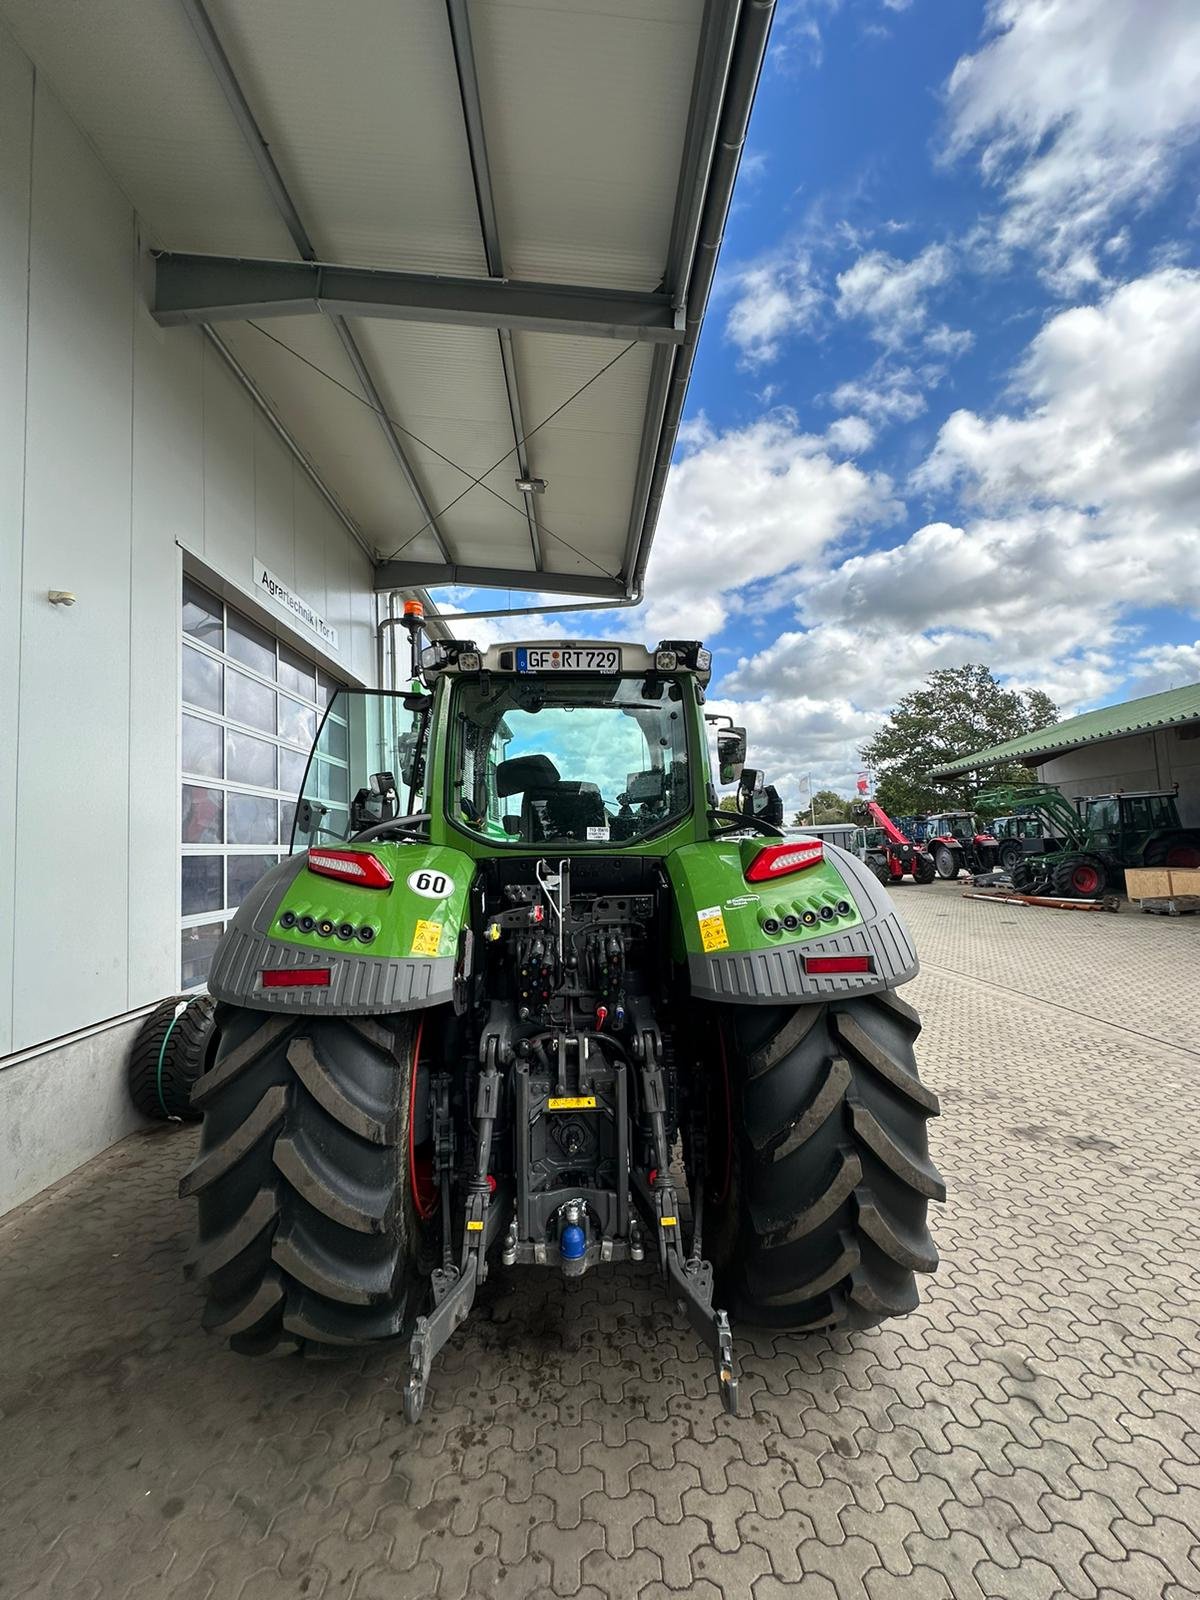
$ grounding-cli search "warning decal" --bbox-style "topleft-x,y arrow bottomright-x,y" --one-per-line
410,919 -> 444,957
696,905 -> 730,953
547,1095 -> 598,1111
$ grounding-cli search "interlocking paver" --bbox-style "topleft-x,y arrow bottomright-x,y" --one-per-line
2,886 -> 1199,1598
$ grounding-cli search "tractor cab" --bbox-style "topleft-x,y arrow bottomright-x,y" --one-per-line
1079,791 -> 1200,870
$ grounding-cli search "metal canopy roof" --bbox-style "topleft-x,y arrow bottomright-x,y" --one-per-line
3,0 -> 775,606
930,681 -> 1200,777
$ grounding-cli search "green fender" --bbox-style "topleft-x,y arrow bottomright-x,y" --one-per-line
207,842 -> 475,1016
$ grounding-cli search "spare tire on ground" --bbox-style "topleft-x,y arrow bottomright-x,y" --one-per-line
128,994 -> 217,1121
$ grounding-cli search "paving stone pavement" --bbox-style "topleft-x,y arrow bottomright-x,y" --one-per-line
2,883 -> 1198,1599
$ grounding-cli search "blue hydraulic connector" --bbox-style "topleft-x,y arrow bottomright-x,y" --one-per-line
560,1224 -> 586,1261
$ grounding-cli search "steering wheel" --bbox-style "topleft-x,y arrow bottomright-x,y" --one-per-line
707,808 -> 784,838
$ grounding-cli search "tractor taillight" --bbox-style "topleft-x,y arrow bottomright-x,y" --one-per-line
803,955 -> 873,975
262,968 -> 331,988
745,841 -> 823,882
307,849 -> 394,888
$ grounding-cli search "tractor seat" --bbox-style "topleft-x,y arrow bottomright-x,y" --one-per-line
543,782 -> 606,841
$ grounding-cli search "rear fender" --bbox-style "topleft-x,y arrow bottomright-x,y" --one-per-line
667,838 -> 918,1004
207,843 -> 474,1015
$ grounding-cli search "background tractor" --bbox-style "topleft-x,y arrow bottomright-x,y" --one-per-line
1075,791 -> 1200,871
898,812 -> 999,878
990,813 -> 1063,875
180,626 -> 943,1417
973,782 -> 1200,897
850,801 -> 937,885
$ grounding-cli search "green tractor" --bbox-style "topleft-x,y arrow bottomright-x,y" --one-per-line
977,782 -> 1200,898
181,628 -> 944,1417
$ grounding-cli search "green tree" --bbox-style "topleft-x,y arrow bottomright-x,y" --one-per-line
717,794 -> 739,813
793,789 -> 854,825
861,665 -> 1058,814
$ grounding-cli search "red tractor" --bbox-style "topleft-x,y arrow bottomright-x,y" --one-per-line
909,811 -> 999,879
853,801 -> 938,884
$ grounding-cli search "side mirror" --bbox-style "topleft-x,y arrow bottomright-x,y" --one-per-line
502,814 -> 521,836
396,731 -> 425,790
717,726 -> 747,785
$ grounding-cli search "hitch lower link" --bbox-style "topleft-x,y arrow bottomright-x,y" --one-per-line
402,1042 -> 739,1421
640,1049 -> 738,1416
403,1051 -> 500,1424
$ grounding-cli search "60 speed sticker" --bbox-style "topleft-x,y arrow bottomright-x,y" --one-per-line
407,868 -> 455,899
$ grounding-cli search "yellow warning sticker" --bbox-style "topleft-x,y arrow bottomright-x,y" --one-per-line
547,1095 -> 597,1111
410,919 -> 443,957
660,1217 -> 678,1227
696,904 -> 730,953
466,1220 -> 484,1232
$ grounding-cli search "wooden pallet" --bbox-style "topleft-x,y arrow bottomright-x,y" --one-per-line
1137,896 -> 1200,917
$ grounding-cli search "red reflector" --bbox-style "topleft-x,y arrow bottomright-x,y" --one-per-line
745,841 -> 824,882
803,955 -> 873,975
262,968 -> 331,988
307,848 -> 394,888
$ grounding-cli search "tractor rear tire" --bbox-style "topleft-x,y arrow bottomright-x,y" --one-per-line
998,841 -> 1024,875
180,1007 -> 431,1356
1051,855 -> 1107,899
1142,834 -> 1200,869
934,846 -> 958,879
706,992 -> 944,1332
913,854 -> 936,885
128,995 -> 216,1122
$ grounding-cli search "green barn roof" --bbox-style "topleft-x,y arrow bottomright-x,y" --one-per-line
930,680 -> 1200,778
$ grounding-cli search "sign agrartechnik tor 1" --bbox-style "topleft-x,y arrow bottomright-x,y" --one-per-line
253,559 -> 339,651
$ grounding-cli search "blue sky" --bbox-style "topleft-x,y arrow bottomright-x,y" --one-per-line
438,0 -> 1200,800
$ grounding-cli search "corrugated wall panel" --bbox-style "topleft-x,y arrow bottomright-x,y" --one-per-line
0,29 -> 33,1056
473,0 -> 699,289
127,256 -> 203,1008
252,405 -> 297,587
216,319 -> 443,565
0,0 -> 293,257
199,338 -> 256,581
14,85 -> 134,1047
211,0 -> 485,274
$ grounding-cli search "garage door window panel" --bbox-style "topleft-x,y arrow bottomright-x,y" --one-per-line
182,713 -> 223,779
226,728 -> 277,789
182,856 -> 224,915
182,645 -> 222,713
182,785 -> 224,844
227,669 -> 276,734
178,576 -> 346,989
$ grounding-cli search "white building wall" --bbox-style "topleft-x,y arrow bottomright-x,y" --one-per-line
1037,726 -> 1200,826
0,28 -> 378,1212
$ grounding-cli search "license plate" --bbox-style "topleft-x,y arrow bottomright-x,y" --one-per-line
517,646 -> 620,673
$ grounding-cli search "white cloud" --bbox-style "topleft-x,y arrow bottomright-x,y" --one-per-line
946,0 -> 1200,287
1127,640 -> 1200,694
835,243 -> 955,345
700,267 -> 1200,795
772,0 -> 841,73
824,414 -> 875,454
915,267 -> 1200,576
632,411 -> 901,638
726,255 -> 823,365
830,364 -> 928,424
